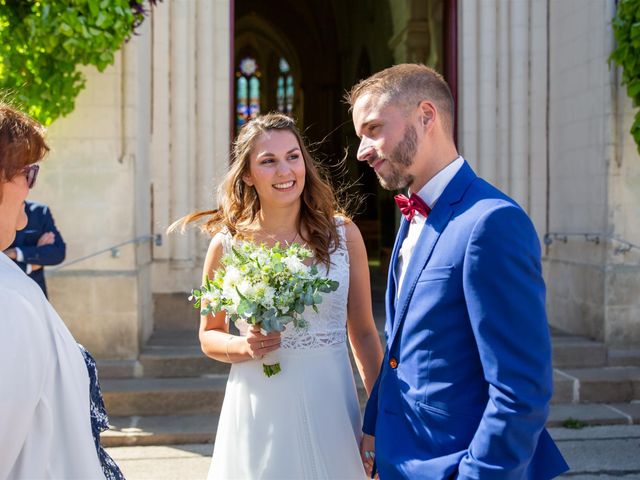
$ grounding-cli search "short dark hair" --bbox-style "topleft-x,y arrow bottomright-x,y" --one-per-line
346,63 -> 455,137
0,102 -> 49,182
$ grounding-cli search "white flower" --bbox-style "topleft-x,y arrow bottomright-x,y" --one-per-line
283,255 -> 306,274
260,285 -> 276,308
237,279 -> 256,298
222,266 -> 242,291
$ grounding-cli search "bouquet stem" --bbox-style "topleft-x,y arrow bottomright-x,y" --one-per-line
262,350 -> 281,377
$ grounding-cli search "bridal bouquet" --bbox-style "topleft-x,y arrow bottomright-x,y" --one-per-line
190,241 -> 339,377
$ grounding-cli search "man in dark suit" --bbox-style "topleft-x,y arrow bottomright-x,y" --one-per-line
3,200 -> 66,298
349,64 -> 568,479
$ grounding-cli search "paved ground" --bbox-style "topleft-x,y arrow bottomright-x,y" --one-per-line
106,424 -> 640,480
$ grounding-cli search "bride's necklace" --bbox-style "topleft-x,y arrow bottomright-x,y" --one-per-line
272,230 -> 299,245
255,227 -> 299,246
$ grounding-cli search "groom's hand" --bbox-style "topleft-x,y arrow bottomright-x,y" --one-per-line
360,433 -> 377,478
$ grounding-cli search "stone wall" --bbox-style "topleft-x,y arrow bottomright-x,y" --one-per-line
30,0 -> 232,359
35,26 -> 153,360
458,0 -> 639,345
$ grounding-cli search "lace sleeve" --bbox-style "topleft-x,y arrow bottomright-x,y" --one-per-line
213,229 -> 233,256
333,217 -> 349,267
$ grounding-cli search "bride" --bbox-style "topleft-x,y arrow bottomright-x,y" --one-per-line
175,113 -> 383,479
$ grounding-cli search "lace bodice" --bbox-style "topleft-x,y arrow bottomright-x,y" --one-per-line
220,221 -> 350,350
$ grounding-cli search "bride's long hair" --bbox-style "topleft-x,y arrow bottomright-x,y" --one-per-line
171,113 -> 347,266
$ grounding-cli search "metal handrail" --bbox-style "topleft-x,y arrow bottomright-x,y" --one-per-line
51,234 -> 162,271
543,232 -> 640,254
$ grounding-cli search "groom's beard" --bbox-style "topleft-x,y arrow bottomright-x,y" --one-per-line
372,124 -> 417,191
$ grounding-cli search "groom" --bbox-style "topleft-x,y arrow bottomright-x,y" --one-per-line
348,64 -> 569,479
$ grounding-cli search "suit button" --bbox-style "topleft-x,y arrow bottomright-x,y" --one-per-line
389,357 -> 398,369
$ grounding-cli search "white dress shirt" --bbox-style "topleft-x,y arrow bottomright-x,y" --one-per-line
0,253 -> 103,479
13,247 -> 33,274
396,156 -> 464,296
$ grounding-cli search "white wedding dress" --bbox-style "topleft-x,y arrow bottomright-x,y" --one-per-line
207,223 -> 366,480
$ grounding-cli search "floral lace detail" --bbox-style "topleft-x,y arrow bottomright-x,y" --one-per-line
78,344 -> 126,480
222,220 -> 350,350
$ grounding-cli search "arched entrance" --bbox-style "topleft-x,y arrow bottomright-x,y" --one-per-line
233,0 -> 454,270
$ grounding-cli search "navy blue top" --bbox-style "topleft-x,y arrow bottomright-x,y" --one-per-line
9,201 -> 66,298
78,345 -> 126,480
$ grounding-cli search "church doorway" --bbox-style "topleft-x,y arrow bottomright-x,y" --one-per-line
233,0 -> 454,272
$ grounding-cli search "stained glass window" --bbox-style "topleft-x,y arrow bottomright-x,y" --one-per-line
277,57 -> 294,115
236,57 -> 261,128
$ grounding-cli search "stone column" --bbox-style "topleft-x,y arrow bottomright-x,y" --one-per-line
458,0 -> 478,165
529,0 -> 548,236
211,0 -> 232,196
478,0 -> 497,183
151,1 -> 171,262
509,0 -> 530,209
496,0 -> 511,193
196,0 -> 215,218
170,0 -> 194,267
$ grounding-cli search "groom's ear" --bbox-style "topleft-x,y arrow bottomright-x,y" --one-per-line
418,100 -> 436,130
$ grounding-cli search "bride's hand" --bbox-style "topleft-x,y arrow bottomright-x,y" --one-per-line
360,433 -> 377,478
245,325 -> 281,359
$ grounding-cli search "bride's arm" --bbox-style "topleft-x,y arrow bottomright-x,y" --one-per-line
344,221 -> 384,395
198,235 -> 280,363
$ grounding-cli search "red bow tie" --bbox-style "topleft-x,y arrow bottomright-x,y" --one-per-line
394,193 -> 431,221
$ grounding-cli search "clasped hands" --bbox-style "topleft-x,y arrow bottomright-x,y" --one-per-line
360,433 -> 378,478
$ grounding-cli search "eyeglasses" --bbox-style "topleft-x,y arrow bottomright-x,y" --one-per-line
22,164 -> 39,189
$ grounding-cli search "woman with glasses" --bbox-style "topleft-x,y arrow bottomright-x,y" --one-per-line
0,103 -> 124,479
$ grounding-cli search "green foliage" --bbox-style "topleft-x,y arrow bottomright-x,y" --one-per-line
561,417 -> 586,429
0,0 -> 150,125
610,0 -> 640,154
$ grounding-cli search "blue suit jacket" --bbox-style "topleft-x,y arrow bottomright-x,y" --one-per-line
363,162 -> 569,479
10,201 -> 66,298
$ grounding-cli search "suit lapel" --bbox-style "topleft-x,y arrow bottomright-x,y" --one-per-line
388,161 -> 477,347
388,206 -> 453,346
385,217 -> 409,332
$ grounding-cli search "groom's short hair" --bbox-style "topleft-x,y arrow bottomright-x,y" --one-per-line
347,64 -> 455,138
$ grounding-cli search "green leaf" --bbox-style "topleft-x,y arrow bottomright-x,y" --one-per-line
0,0 -> 159,124
628,80 -> 640,98
59,22 -> 73,37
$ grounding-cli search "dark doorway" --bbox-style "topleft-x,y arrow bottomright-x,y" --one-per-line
234,0 -> 396,265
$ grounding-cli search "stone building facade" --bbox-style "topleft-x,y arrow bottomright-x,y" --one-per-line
27,0 -> 638,363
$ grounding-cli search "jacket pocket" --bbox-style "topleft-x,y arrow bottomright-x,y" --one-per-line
414,401 -> 481,455
416,265 -> 454,283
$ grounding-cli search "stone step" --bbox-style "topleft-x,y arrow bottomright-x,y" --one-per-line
102,376 -> 227,417
103,358 -> 639,417
547,402 -> 640,428
116,334 -> 630,380
608,348 -> 640,367
103,372 -> 369,419
145,329 -> 201,348
100,403 -> 640,448
139,346 -> 229,378
101,414 -> 217,448
553,367 -> 640,404
103,367 -> 638,421
552,335 -> 607,368
153,293 -> 200,332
